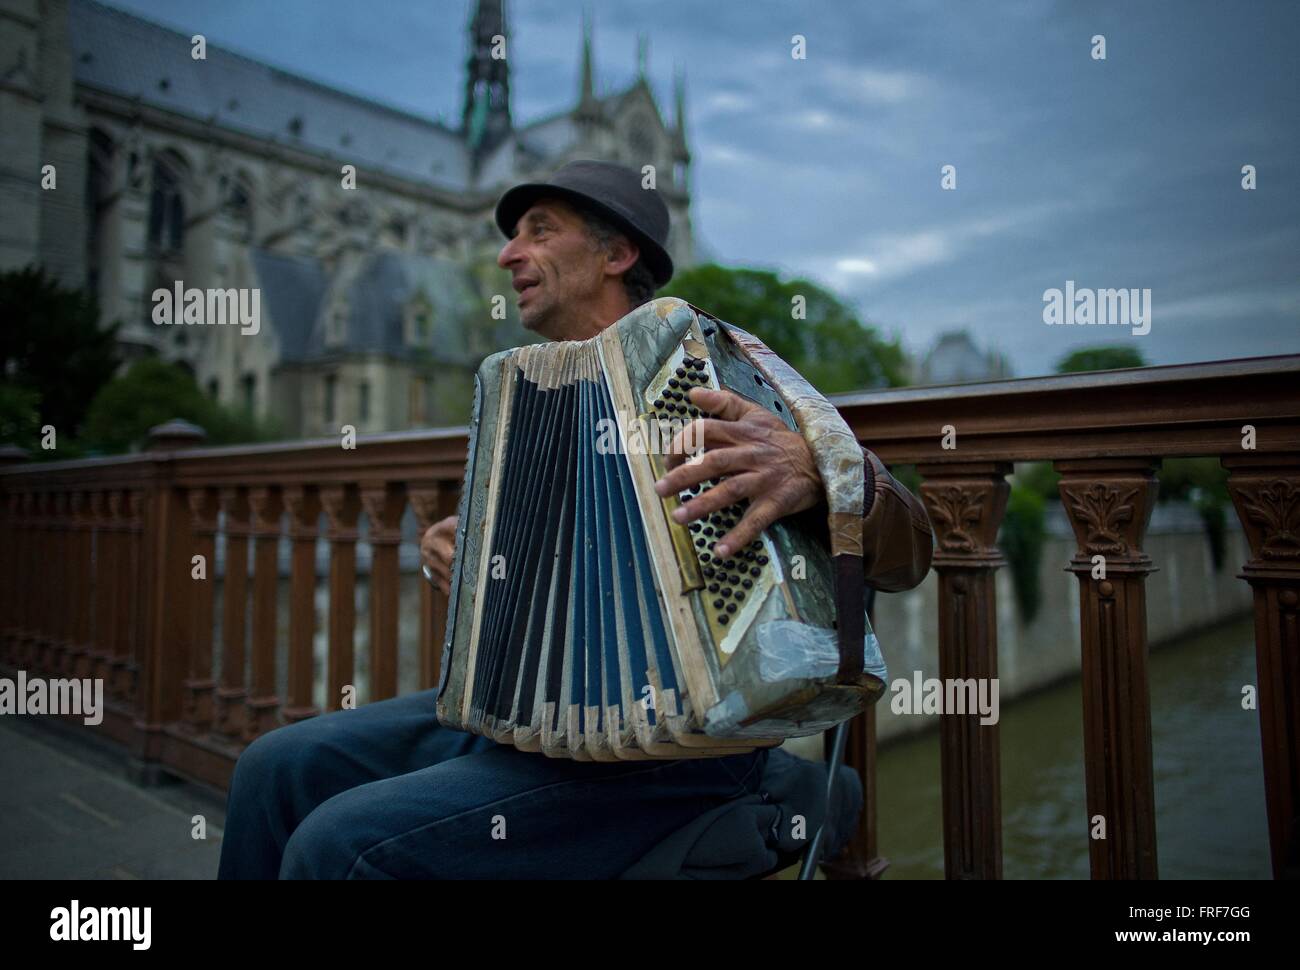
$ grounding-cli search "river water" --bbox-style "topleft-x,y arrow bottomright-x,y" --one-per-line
875,615 -> 1271,879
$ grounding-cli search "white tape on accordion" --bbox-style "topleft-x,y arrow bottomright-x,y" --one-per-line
753,619 -> 889,685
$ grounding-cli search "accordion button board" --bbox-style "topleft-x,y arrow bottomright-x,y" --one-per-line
437,298 -> 880,761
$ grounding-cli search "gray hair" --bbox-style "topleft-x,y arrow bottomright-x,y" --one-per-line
577,205 -> 658,310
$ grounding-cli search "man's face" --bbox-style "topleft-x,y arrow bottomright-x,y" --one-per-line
497,198 -> 608,339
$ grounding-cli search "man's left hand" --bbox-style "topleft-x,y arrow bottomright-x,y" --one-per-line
653,386 -> 823,558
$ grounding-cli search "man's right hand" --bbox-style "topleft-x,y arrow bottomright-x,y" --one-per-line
420,515 -> 458,596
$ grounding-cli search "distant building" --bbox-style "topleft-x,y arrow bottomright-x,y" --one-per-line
2,0 -> 695,433
914,330 -> 1013,385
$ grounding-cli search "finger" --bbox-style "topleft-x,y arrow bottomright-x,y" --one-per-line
662,418 -> 741,470
654,445 -> 750,498
670,473 -> 760,525
687,386 -> 762,422
714,498 -> 782,559
432,535 -> 455,562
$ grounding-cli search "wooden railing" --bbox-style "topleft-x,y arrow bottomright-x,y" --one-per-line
2,354 -> 1297,879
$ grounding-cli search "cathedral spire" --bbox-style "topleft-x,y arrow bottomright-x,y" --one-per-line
579,8 -> 595,103
462,0 -> 512,156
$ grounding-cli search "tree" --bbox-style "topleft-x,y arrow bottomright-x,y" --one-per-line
0,266 -> 121,451
667,264 -> 908,393
1054,346 -> 1147,374
81,358 -> 282,454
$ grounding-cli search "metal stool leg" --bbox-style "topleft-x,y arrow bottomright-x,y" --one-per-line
799,586 -> 877,881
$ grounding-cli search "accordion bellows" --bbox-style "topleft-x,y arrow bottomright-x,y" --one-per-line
437,297 -> 886,760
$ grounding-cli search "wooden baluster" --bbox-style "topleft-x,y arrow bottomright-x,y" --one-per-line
283,485 -> 322,722
321,485 -> 360,712
245,486 -> 283,740
1056,458 -> 1160,880
42,492 -> 68,673
96,491 -> 124,686
87,491 -> 114,681
0,493 -> 18,662
216,487 -> 251,738
184,487 -> 219,731
64,493 -> 91,678
362,483 -> 406,702
407,484 -> 457,692
918,461 -> 1010,880
1223,452 -> 1300,879
117,490 -> 145,703
5,491 -> 31,665
31,492 -> 52,670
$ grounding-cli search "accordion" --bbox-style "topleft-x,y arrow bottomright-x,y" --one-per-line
436,297 -> 886,760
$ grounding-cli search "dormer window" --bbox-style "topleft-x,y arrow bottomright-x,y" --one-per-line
326,302 -> 348,346
404,294 -> 433,345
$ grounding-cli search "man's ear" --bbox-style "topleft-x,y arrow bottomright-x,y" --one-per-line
604,234 -> 640,278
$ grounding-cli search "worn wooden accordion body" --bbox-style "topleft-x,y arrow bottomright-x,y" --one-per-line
436,297 -> 886,760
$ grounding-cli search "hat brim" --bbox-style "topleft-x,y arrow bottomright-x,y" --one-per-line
494,182 -> 674,287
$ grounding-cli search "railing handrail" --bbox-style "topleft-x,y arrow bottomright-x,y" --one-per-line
5,354 -> 1297,483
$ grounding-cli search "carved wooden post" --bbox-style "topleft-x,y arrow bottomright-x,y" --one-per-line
1056,458 -> 1160,879
1223,452 -> 1300,879
216,487 -> 251,737
322,485 -> 360,711
408,484 -> 457,692
245,486 -> 283,740
918,461 -> 1010,880
184,487 -> 219,730
283,485 -> 322,723
362,483 -> 405,702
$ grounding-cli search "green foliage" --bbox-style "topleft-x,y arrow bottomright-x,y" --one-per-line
1017,461 -> 1062,501
0,383 -> 42,454
81,358 -> 281,454
1157,457 -> 1231,570
0,266 -> 121,448
667,263 -> 908,393
1054,345 -> 1147,374
999,485 -> 1047,623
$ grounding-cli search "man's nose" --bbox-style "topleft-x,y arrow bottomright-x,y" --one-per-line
498,235 -> 521,269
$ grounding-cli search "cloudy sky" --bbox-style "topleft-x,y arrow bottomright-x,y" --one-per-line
101,0 -> 1300,378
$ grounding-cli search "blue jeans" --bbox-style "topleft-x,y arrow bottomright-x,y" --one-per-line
216,688 -> 769,879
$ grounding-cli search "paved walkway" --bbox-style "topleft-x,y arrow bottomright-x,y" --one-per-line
0,716 -> 226,879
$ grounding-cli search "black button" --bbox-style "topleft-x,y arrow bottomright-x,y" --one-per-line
718,613 -> 728,624
675,367 -> 686,378
725,603 -> 736,613
741,578 -> 752,589
712,598 -> 723,609
708,583 -> 719,593
750,567 -> 761,577
757,555 -> 769,565
735,591 -> 745,601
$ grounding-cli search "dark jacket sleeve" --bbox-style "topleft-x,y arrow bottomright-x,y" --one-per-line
860,446 -> 934,592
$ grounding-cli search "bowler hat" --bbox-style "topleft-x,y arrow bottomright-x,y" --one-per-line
494,159 -> 674,287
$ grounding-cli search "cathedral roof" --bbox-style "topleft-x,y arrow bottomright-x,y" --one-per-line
68,0 -> 660,192
251,248 -> 510,367
70,0 -> 472,188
